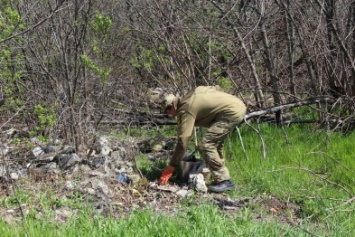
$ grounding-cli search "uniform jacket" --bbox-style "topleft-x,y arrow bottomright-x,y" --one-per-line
169,86 -> 246,167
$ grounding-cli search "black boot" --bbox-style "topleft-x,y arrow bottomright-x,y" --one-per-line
208,179 -> 235,193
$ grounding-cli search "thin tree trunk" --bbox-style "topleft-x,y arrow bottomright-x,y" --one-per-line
278,1 -> 318,95
209,1 -> 265,108
283,0 -> 296,98
259,2 -> 282,124
234,27 -> 265,108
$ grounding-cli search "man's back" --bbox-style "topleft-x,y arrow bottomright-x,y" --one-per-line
178,86 -> 246,127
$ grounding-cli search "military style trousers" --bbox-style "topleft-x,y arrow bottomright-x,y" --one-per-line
197,117 -> 242,183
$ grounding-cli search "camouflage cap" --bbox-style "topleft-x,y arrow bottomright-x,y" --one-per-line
161,94 -> 176,109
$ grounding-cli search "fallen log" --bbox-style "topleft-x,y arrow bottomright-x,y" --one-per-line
97,96 -> 337,127
244,96 -> 335,121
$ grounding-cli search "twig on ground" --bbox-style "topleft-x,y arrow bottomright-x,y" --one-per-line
235,126 -> 249,160
306,152 -> 355,177
266,166 -> 351,196
343,196 -> 355,205
243,118 -> 267,159
133,155 -> 144,178
324,196 -> 355,220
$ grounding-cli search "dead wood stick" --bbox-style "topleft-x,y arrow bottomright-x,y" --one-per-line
244,96 -> 335,121
266,166 -> 351,196
243,118 -> 267,159
235,126 -> 249,160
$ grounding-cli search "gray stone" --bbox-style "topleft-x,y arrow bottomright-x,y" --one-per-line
64,181 -> 75,190
57,153 -> 81,170
176,189 -> 195,198
0,143 -> 9,156
188,173 -> 208,193
10,172 -> 19,180
32,146 -> 44,157
43,143 -> 56,153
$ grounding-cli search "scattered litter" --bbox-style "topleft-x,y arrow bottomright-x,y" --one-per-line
156,185 -> 179,193
188,173 -> 208,193
176,189 -> 194,198
117,172 -> 131,184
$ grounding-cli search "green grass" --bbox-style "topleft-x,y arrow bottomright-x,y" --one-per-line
237,124 -> 354,195
225,124 -> 355,236
1,124 -> 354,236
0,204 -> 323,237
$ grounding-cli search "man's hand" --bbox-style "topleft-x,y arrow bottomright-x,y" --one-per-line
159,166 -> 175,185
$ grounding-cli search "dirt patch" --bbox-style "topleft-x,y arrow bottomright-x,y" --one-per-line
0,175 -> 303,227
0,130 -> 302,226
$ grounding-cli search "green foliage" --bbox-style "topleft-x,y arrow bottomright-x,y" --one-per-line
1,97 -> 24,113
80,11 -> 113,86
31,104 -> 57,139
216,77 -> 233,91
0,3 -> 26,118
80,54 -> 112,85
34,104 -> 56,128
131,45 -> 155,71
90,12 -> 113,36
0,4 -> 23,38
208,39 -> 234,65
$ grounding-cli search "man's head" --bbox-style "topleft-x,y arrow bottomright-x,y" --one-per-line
161,94 -> 177,116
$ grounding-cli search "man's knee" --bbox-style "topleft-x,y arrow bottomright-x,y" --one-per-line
197,141 -> 213,160
197,141 -> 215,155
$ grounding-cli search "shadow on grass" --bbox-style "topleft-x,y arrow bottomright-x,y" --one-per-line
137,158 -> 169,181
137,157 -> 189,185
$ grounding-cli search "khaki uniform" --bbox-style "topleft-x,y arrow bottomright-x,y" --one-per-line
169,86 -> 246,182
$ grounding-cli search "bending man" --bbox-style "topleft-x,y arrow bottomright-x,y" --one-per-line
159,86 -> 246,193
